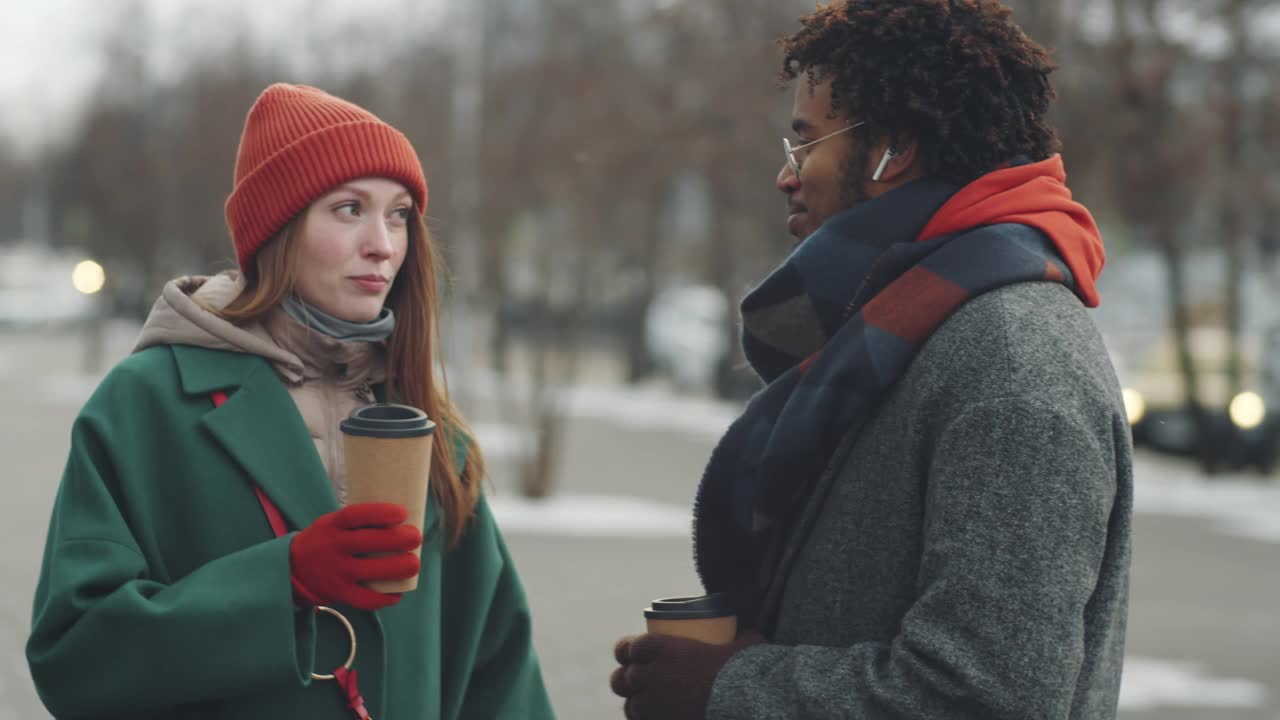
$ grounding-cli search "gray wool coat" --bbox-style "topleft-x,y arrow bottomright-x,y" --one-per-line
708,281 -> 1133,719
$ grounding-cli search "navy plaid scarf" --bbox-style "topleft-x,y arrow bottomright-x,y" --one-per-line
692,177 -> 1084,614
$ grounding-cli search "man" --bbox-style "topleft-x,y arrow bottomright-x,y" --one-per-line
610,1 -> 1132,718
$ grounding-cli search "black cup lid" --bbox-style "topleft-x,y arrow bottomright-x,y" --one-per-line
643,593 -> 735,620
340,403 -> 436,438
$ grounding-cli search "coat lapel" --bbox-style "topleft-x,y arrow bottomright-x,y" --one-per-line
172,345 -> 339,532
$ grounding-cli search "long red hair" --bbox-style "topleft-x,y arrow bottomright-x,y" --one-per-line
218,211 -> 483,547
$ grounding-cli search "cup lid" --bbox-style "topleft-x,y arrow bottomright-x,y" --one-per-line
643,593 -> 735,620
340,403 -> 436,438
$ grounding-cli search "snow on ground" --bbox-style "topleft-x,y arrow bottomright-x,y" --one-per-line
1133,454 -> 1280,544
465,368 -> 739,440
485,492 -> 692,539
1119,657 -> 1269,712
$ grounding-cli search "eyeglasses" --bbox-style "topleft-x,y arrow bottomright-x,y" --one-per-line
783,122 -> 866,177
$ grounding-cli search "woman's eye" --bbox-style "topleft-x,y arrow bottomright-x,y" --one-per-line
391,207 -> 411,221
336,202 -> 360,217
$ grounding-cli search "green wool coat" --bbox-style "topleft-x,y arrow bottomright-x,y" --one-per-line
27,344 -> 555,719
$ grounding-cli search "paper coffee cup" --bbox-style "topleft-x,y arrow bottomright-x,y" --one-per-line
643,593 -> 737,644
340,403 -> 435,593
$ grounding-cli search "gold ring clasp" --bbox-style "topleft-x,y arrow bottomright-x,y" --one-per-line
311,605 -> 357,681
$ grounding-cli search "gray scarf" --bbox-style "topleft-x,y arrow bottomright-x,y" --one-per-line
282,296 -> 395,343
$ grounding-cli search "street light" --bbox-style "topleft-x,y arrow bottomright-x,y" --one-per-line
72,259 -> 108,373
1122,387 -> 1146,426
72,260 -> 106,295
1228,391 -> 1266,430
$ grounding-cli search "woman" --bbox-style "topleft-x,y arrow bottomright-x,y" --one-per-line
26,83 -> 555,719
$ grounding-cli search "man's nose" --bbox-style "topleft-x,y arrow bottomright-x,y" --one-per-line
777,162 -> 800,194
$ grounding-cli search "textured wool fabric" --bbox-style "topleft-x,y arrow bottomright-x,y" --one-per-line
225,83 -> 428,269
692,162 -> 1103,618
706,282 -> 1132,719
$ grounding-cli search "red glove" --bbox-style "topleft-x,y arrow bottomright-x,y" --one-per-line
289,503 -> 421,611
610,630 -> 767,720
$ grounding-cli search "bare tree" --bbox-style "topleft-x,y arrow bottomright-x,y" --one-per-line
24,0 -> 1278,491
1216,0 -> 1253,401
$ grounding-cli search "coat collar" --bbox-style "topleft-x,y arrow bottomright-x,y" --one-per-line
172,344 -> 339,531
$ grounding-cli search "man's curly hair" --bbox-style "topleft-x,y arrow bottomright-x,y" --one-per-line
781,0 -> 1060,184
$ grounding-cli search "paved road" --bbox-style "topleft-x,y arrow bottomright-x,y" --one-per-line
1,326 -> 1276,718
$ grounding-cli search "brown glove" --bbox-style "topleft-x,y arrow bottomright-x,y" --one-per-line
610,630 -> 767,720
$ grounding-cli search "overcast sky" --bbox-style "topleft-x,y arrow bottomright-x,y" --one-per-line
2,0 -> 1277,157
0,0 -> 448,155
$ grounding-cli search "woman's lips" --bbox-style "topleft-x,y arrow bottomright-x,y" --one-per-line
349,276 -> 388,292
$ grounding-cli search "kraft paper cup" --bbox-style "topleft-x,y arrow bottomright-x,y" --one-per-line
341,403 -> 435,593
643,593 -> 738,644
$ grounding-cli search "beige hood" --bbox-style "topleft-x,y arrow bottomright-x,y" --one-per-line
136,272 -> 390,501
133,272 -> 307,383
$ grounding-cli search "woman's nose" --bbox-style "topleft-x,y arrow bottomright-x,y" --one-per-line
362,222 -> 394,259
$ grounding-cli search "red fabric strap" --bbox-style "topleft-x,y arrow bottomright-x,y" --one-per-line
254,487 -> 289,538
333,667 -> 372,720
210,390 -> 371,719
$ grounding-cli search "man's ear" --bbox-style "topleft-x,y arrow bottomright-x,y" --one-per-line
869,141 -> 918,183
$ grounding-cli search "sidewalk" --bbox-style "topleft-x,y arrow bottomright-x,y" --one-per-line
1,326 -> 1276,718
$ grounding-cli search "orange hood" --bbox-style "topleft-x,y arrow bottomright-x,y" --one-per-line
918,155 -> 1105,307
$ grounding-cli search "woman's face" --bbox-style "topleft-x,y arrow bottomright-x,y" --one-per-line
293,177 -> 412,323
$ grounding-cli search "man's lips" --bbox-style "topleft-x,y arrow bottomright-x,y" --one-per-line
786,204 -> 808,237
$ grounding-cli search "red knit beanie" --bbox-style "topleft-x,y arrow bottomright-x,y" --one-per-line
225,83 -> 429,270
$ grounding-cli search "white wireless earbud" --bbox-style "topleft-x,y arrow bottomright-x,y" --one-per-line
872,147 -> 897,182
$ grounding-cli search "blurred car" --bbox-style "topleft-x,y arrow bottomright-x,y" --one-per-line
644,284 -> 730,394
0,243 -> 99,329
1114,323 -> 1279,474
1124,386 -> 1277,474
